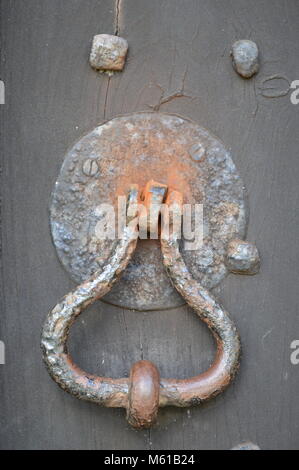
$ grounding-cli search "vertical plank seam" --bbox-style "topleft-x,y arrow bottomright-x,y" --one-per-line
114,0 -> 123,36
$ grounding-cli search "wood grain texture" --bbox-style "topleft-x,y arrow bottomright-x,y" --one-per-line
1,0 -> 299,449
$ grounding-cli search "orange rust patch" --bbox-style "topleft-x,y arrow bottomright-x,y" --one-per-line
113,132 -> 194,204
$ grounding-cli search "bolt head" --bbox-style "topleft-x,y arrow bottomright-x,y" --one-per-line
189,143 -> 206,161
232,441 -> 260,450
90,34 -> 128,71
231,40 -> 259,78
82,159 -> 99,176
226,239 -> 260,274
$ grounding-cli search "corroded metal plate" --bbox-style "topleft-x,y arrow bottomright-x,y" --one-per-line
50,112 -> 247,310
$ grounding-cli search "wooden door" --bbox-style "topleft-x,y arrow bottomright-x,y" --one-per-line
1,0 -> 299,449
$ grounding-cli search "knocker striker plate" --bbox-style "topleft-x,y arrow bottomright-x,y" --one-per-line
50,112 -> 248,311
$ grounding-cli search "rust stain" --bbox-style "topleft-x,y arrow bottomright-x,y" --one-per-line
114,130 -> 195,203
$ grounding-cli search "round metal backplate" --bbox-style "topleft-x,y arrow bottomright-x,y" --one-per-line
50,112 -> 248,311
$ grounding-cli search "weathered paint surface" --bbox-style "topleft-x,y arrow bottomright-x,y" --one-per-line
2,0 -> 299,450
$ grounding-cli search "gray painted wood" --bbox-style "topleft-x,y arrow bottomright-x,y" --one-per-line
1,0 -> 299,449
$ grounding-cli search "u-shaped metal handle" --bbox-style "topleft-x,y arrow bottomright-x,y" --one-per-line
41,184 -> 241,428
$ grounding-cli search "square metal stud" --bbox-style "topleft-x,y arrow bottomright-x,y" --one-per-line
90,34 -> 128,71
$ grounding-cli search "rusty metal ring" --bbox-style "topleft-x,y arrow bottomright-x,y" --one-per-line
42,185 -> 241,428
41,187 -> 139,409
159,191 -> 241,408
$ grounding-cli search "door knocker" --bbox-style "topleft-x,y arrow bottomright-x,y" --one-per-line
42,112 -> 260,428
